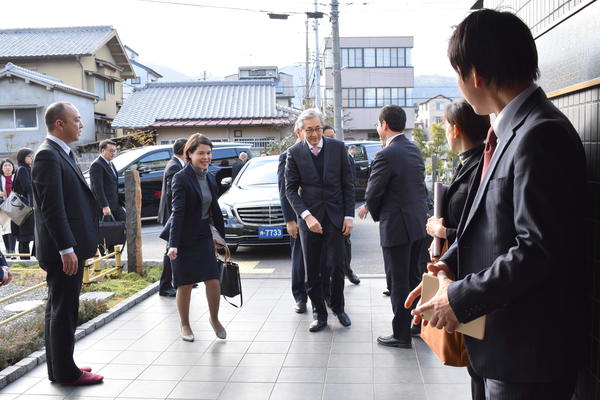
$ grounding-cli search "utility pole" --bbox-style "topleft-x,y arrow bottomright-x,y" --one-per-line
313,0 -> 321,109
331,0 -> 343,139
305,18 -> 311,108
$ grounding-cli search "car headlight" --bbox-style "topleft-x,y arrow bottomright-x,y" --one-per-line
220,204 -> 233,219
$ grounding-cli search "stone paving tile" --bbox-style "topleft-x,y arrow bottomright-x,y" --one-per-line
2,278 -> 471,399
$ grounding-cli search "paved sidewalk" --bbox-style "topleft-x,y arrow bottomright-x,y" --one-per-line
0,278 -> 470,400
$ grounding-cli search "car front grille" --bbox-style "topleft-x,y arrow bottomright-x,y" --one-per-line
235,205 -> 284,226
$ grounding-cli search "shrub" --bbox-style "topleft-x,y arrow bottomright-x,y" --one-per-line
78,299 -> 109,325
0,311 -> 45,370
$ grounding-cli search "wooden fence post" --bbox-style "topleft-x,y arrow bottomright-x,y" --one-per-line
125,170 -> 144,274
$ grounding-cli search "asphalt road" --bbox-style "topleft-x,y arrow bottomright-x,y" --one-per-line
140,212 -> 385,277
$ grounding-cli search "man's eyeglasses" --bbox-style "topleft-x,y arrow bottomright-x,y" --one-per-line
304,127 -> 323,134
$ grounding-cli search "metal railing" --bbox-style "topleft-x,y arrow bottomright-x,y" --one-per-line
0,245 -> 123,328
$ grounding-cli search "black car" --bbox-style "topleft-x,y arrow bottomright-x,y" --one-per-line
218,156 -> 288,253
345,140 -> 382,199
84,143 -> 253,220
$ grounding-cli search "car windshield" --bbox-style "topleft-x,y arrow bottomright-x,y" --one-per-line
111,147 -> 159,172
236,158 -> 278,187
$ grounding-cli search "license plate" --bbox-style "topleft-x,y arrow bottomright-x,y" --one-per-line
258,226 -> 283,239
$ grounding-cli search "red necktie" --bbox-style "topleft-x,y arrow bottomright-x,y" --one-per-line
480,127 -> 497,182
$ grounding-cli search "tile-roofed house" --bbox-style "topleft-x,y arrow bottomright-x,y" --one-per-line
123,45 -> 163,99
0,25 -> 135,141
113,80 -> 300,150
0,63 -> 97,152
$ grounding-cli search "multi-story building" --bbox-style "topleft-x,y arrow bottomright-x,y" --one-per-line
322,36 -> 415,140
122,46 -> 162,99
0,26 -> 135,140
225,66 -> 296,108
415,94 -> 454,138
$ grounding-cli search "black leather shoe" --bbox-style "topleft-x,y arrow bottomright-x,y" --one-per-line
335,311 -> 351,327
295,302 -> 307,314
309,319 -> 328,332
347,273 -> 360,285
410,324 -> 421,336
382,290 -> 390,296
159,288 -> 177,297
377,334 -> 411,348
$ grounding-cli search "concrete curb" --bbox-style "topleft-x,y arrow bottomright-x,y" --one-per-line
0,280 -> 160,389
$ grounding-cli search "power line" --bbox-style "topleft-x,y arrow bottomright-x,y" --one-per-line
136,0 -> 305,15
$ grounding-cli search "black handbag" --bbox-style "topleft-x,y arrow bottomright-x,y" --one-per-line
99,214 -> 126,250
217,247 -> 243,308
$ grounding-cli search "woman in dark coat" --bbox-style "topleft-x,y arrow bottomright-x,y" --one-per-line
163,133 -> 226,342
12,148 -> 34,259
0,159 -> 16,254
425,100 -> 489,400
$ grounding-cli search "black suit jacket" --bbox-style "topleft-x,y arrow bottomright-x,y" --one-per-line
160,164 -> 225,248
32,139 -> 99,267
285,138 -> 355,228
347,154 -> 357,184
13,165 -> 35,238
442,145 -> 484,244
89,156 -> 121,215
231,159 -> 245,180
365,135 -> 427,247
158,156 -> 184,225
278,151 -> 296,223
441,88 -> 586,381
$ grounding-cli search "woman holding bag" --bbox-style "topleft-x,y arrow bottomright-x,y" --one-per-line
161,133 -> 227,342
12,148 -> 34,259
424,100 -> 489,400
0,159 -> 17,255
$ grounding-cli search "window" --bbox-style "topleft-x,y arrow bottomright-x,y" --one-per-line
107,80 -> 115,95
364,88 -> 376,107
364,48 -> 376,67
351,145 -> 367,162
340,47 -> 410,68
131,77 -> 141,85
95,77 -> 106,100
340,87 -> 408,108
211,148 -> 239,167
391,88 -> 405,106
325,88 -> 334,107
406,88 -> 414,106
406,48 -> 413,67
128,150 -> 170,173
436,101 -> 445,111
0,108 -> 37,130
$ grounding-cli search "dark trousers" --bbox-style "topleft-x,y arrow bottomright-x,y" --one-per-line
160,244 -> 174,292
299,216 -> 345,319
18,241 -> 31,260
468,366 -> 486,400
290,234 -> 307,303
3,233 -> 16,253
385,235 -> 429,294
382,241 -> 421,341
44,260 -> 84,383
483,375 -> 576,400
322,234 -> 353,302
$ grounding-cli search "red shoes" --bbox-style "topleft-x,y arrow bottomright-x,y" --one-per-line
63,371 -> 104,386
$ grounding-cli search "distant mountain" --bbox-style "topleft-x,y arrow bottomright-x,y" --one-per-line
412,75 -> 462,106
145,63 -> 193,82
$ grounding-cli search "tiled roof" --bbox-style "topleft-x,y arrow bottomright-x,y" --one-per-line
0,26 -> 115,58
112,80 -> 300,128
0,62 -> 97,99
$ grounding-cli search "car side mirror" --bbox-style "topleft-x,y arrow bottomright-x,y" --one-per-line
221,177 -> 233,188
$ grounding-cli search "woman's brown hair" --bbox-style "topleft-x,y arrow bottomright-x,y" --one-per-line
183,133 -> 213,162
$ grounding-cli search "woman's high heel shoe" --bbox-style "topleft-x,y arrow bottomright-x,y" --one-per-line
209,318 -> 227,339
181,326 -> 195,342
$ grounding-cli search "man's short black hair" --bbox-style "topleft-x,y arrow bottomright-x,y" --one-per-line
448,9 -> 539,89
173,138 -> 187,156
99,139 -> 116,152
322,125 -> 334,132
379,105 -> 406,133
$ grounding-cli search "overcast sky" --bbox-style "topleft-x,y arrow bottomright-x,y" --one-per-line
3,0 -> 475,79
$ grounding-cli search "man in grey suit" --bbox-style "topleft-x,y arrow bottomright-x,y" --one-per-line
157,138 -> 187,297
358,105 -> 428,348
407,10 -> 585,399
285,108 -> 355,332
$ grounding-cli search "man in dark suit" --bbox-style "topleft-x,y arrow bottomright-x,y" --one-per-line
278,125 -> 307,313
89,139 -> 124,222
32,101 -> 102,385
285,109 -> 355,332
408,10 -> 585,399
157,138 -> 187,297
357,105 -> 427,348
231,152 -> 248,181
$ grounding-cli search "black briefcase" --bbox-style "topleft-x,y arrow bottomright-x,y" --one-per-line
217,247 -> 243,308
99,215 -> 126,250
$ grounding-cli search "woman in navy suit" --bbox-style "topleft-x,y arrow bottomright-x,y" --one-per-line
13,148 -> 34,259
163,133 -> 226,342
425,100 -> 489,400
